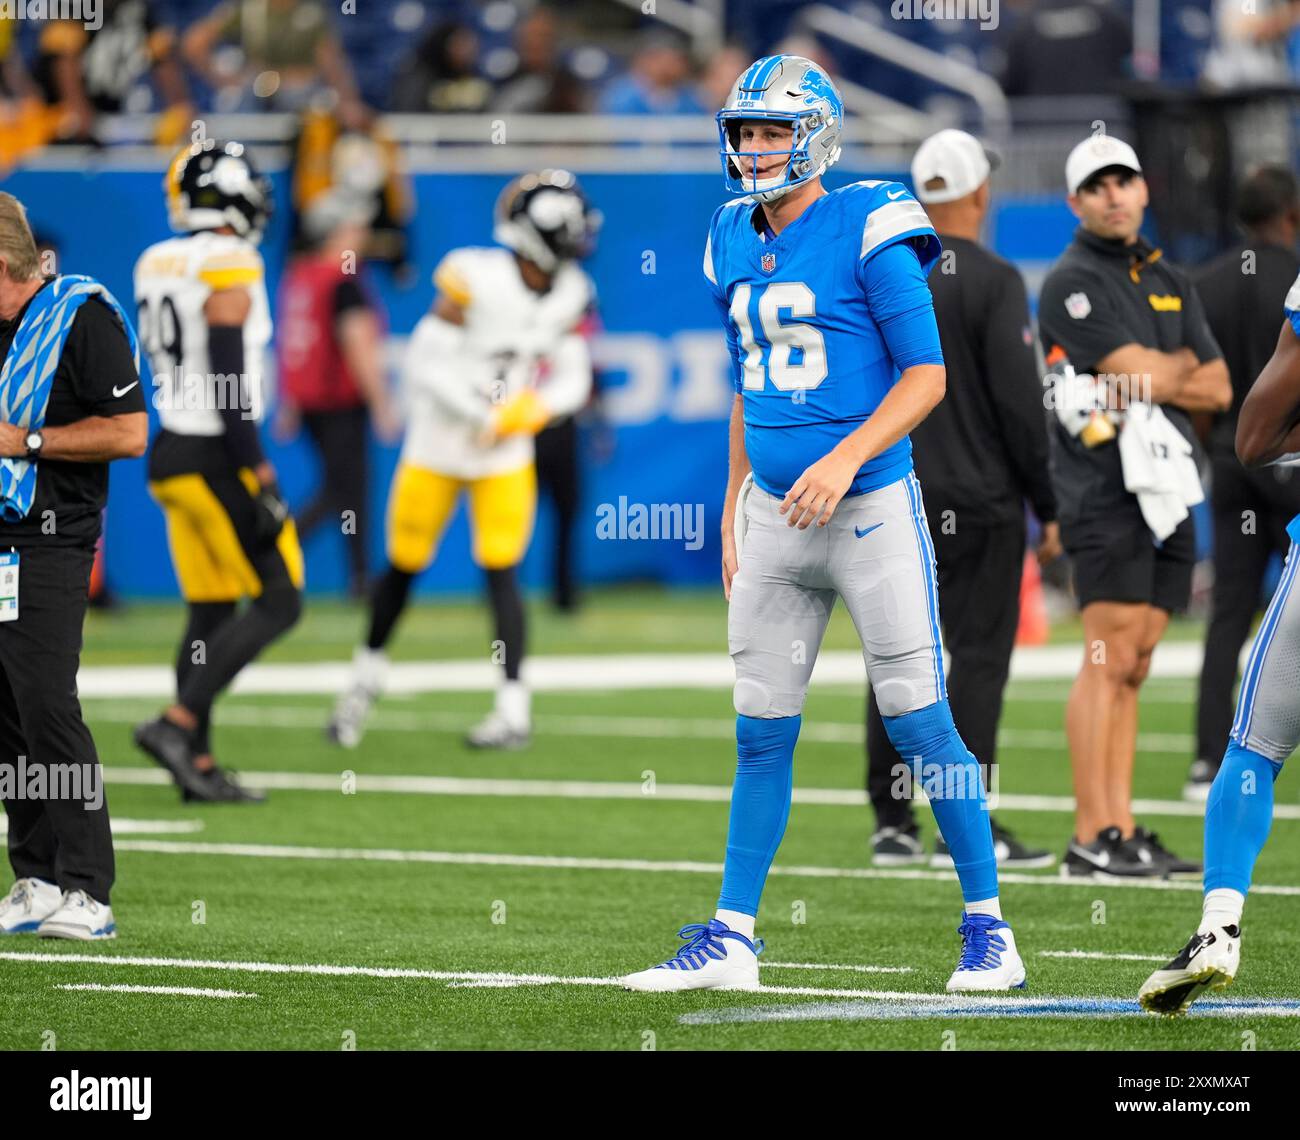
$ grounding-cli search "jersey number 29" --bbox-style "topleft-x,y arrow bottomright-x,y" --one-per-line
729,282 -> 828,391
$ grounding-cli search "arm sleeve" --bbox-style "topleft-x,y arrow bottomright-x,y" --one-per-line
1182,279 -> 1224,364
983,266 -> 1058,525
1038,266 -> 1136,372
67,299 -> 147,417
208,323 -> 265,470
859,240 -> 945,372
539,333 -> 593,419
405,314 -> 491,427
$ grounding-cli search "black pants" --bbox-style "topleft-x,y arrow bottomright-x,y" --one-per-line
535,416 -> 581,609
297,407 -> 370,590
866,517 -> 1025,831
0,544 -> 113,904
1196,451 -> 1300,765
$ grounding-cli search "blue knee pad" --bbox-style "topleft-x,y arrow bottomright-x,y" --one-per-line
716,714 -> 800,917
1204,741 -> 1282,895
883,700 -> 997,903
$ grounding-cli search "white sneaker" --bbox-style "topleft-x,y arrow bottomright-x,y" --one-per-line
0,878 -> 64,934
1139,924 -> 1240,1016
327,685 -> 375,749
622,919 -> 761,992
465,711 -> 530,750
37,890 -> 117,941
946,913 -> 1027,992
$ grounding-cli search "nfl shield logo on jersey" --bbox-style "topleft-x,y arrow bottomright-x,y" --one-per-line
761,250 -> 776,274
1065,291 -> 1092,320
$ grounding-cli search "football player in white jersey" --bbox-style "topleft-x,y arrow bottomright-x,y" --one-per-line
328,169 -> 598,750
132,139 -> 304,802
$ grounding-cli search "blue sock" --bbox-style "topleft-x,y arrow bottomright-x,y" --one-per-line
883,700 -> 998,904
1204,741 -> 1282,895
716,714 -> 800,916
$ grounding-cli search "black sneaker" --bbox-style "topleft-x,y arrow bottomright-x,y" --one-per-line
182,766 -> 267,805
932,820 -> 1056,869
1061,826 -> 1162,879
1183,758 -> 1218,803
1128,827 -> 1202,881
871,825 -> 925,866
990,819 -> 1055,869
133,717 -> 209,800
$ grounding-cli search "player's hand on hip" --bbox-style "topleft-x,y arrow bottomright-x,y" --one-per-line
781,449 -> 858,529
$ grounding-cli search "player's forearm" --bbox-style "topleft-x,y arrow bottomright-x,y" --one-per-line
722,394 -> 750,523
338,313 -> 388,410
537,336 -> 593,421
834,364 -> 945,469
41,413 -> 148,461
1166,359 -> 1231,414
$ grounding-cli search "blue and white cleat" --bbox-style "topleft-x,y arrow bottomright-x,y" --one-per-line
0,878 -> 64,934
36,890 -> 116,941
946,912 -> 1027,992
622,919 -> 762,992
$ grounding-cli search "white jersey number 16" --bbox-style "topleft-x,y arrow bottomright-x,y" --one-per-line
729,281 -> 828,392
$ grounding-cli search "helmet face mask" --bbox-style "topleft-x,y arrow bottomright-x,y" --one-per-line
166,139 -> 273,245
494,169 -> 601,273
717,56 -> 844,203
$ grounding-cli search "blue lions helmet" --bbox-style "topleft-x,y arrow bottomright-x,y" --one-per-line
717,55 -> 844,202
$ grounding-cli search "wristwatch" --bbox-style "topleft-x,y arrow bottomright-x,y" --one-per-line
24,430 -> 43,460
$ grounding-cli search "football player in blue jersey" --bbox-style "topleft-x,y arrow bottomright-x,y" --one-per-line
621,55 -> 1025,993
1140,273 -> 1300,1015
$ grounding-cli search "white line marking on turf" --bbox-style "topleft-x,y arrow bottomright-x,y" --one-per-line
0,816 -> 203,837
1038,950 -> 1170,963
0,953 -> 925,1000
90,766 -> 1300,822
763,961 -> 913,974
70,641 -> 1247,697
54,983 -> 256,999
94,839 -> 1300,896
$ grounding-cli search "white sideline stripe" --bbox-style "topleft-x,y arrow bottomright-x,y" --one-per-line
81,700 -> 1202,755
0,952 -> 926,1000
71,641 -> 1239,698
1038,950 -> 1168,963
54,983 -> 256,999
93,766 -> 1300,822
763,961 -> 913,974
97,838 -> 1300,896
0,816 -> 203,837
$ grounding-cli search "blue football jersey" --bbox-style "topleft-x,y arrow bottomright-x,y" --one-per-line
705,180 -> 942,499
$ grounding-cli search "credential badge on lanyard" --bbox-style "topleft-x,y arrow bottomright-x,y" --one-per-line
0,549 -> 17,622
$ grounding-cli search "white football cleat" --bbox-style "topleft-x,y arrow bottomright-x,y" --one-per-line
37,890 -> 116,941
0,878 -> 64,935
465,711 -> 531,750
946,913 -> 1027,992
1139,924 -> 1240,1016
622,919 -> 762,992
327,684 -> 375,749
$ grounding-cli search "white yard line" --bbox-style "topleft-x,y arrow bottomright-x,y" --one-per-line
1038,950 -> 1170,963
92,765 -> 1300,821
71,641 -> 1241,699
90,838 -> 1300,896
54,983 -> 256,999
0,817 -> 203,837
762,961 -> 913,974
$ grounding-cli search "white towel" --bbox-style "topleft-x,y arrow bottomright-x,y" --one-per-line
1118,403 -> 1205,542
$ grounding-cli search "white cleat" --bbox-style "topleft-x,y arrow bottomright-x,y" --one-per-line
465,711 -> 531,750
37,890 -> 116,941
327,684 -> 375,749
946,913 -> 1027,992
1139,924 -> 1240,1016
0,878 -> 64,935
622,919 -> 762,992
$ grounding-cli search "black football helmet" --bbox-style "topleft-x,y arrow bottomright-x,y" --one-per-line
494,169 -> 601,273
165,139 -> 273,244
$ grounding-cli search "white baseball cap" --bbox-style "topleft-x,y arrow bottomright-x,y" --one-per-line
1066,135 -> 1142,195
911,129 -> 998,204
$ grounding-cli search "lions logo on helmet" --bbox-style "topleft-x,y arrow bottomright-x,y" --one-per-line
717,55 -> 844,203
493,169 -> 602,274
165,139 -> 273,245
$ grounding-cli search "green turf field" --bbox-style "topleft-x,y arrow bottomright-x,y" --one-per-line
1,589 -> 1296,1050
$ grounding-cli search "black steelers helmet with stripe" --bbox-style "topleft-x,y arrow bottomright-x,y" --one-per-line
493,169 -> 601,273
166,139 -> 273,245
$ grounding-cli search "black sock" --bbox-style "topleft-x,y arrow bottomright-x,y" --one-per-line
485,566 -> 526,681
366,566 -> 415,651
175,601 -> 236,754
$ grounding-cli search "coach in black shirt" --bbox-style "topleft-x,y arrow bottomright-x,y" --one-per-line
1038,136 -> 1230,879
0,192 -> 146,940
1186,166 -> 1300,800
866,130 -> 1059,870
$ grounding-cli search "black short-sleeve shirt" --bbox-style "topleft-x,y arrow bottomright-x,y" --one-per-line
0,280 -> 146,548
1037,226 -> 1223,524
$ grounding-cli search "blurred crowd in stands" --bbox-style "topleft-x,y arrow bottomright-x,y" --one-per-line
0,0 -> 1298,170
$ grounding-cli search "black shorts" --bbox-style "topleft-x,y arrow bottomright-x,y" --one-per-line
1063,510 -> 1196,613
